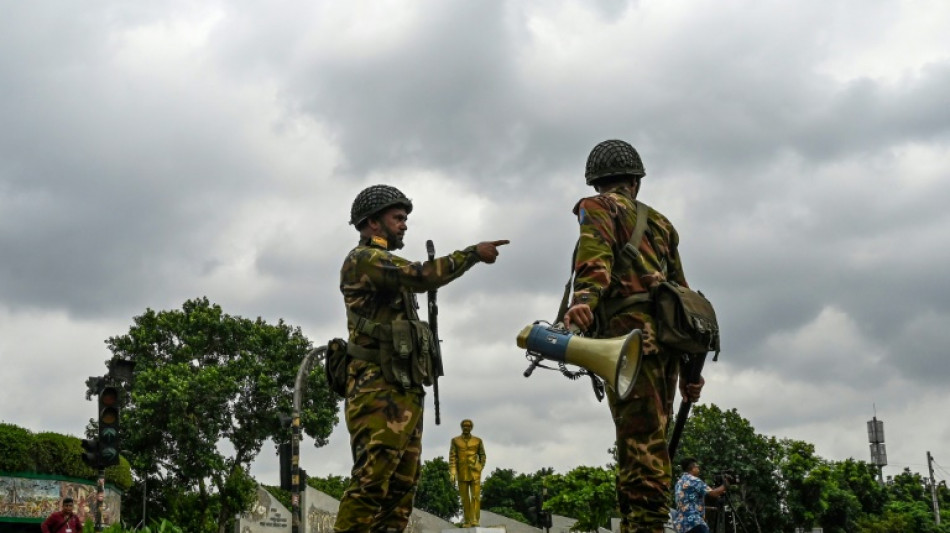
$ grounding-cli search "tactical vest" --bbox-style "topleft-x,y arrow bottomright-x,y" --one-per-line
346,290 -> 436,389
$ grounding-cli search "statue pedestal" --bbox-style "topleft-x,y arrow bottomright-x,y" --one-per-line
442,526 -> 507,533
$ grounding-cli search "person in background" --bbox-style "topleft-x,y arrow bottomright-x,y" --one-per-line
671,458 -> 728,533
41,497 -> 83,533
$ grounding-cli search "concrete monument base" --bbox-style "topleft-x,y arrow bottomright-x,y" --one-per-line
442,526 -> 507,533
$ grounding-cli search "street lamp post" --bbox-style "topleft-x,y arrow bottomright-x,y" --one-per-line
290,345 -> 326,533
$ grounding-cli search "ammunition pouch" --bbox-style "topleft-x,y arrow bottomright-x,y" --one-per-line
388,319 -> 435,389
347,310 -> 436,389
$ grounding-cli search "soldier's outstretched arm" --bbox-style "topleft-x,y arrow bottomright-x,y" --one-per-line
354,240 -> 508,293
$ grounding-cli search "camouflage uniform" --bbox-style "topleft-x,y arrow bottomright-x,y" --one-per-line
571,184 -> 688,533
334,234 -> 482,533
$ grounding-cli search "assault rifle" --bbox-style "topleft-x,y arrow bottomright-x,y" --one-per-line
667,353 -> 706,461
426,240 -> 445,425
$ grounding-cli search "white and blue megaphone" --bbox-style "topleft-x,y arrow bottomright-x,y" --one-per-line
516,322 -> 643,400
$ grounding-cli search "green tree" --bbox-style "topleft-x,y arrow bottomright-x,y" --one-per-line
857,500 -> 949,533
876,468 -> 950,533
831,458 -> 888,515
106,298 -> 340,533
675,404 -> 784,532
776,438 -> 827,531
307,473 -> 349,500
889,467 -> 930,504
813,464 -> 862,533
415,456 -> 461,520
545,465 -> 618,531
939,481 -> 950,524
482,467 -> 552,523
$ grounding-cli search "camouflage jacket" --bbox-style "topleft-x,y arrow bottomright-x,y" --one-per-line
571,184 -> 688,339
340,235 -> 481,351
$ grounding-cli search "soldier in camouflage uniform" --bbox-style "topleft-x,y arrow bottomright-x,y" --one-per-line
334,184 -> 508,533
563,140 -> 705,533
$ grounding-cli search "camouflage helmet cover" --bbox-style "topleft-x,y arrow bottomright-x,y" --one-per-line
349,184 -> 414,226
585,139 -> 646,185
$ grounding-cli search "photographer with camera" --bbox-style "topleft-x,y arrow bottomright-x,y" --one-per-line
671,458 -> 729,533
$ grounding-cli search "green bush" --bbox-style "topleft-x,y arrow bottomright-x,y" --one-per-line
96,519 -> 184,532
0,423 -> 35,472
0,422 -> 132,490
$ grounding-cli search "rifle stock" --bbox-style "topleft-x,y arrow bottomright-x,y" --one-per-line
426,240 -> 444,425
667,353 -> 706,461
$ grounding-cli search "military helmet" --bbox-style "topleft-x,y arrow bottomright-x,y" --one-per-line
585,139 -> 646,185
349,184 -> 413,226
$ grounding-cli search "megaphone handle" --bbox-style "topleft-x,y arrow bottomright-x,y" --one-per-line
554,322 -> 582,335
589,373 -> 605,402
524,358 -> 542,377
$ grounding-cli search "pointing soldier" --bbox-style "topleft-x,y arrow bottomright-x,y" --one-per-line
333,184 -> 508,533
563,141 -> 704,533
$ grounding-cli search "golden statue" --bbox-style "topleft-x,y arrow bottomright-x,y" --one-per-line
449,419 -> 486,527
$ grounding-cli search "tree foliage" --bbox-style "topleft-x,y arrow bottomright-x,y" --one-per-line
415,456 -> 461,520
106,297 -> 340,533
674,404 -> 950,533
481,467 -> 552,522
675,404 -> 784,531
306,473 -> 349,500
775,438 -> 828,530
0,422 -> 132,489
545,465 -> 617,531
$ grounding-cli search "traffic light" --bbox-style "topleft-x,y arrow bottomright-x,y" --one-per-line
525,494 -> 540,527
279,442 -> 292,491
540,510 -> 553,529
98,384 -> 121,467
80,438 -> 100,468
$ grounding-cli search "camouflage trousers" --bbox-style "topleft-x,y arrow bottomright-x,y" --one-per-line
334,373 -> 424,533
608,349 -> 680,533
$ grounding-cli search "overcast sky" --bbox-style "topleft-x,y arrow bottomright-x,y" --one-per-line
3,0 -> 950,487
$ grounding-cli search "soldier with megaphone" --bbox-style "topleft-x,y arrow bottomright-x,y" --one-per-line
557,140 -> 704,533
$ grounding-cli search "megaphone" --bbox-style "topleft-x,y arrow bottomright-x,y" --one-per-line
516,323 -> 643,400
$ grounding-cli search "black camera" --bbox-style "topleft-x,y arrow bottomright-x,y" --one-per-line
714,470 -> 739,486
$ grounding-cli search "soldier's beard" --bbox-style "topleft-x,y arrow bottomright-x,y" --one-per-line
385,227 -> 404,250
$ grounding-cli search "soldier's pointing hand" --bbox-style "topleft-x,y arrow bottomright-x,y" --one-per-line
475,240 -> 510,263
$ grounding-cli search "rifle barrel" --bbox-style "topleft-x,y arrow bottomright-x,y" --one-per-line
667,353 -> 706,461
426,240 -> 442,425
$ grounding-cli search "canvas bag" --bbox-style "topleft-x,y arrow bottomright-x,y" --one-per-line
324,338 -> 349,397
619,202 -> 721,356
653,281 -> 720,355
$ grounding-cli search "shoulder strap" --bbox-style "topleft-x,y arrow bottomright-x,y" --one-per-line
401,290 -> 420,320
614,200 -> 650,280
52,515 -> 73,533
555,241 -> 579,323
556,201 -> 649,322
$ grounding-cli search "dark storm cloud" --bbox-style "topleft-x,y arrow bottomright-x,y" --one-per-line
0,2 -> 301,317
